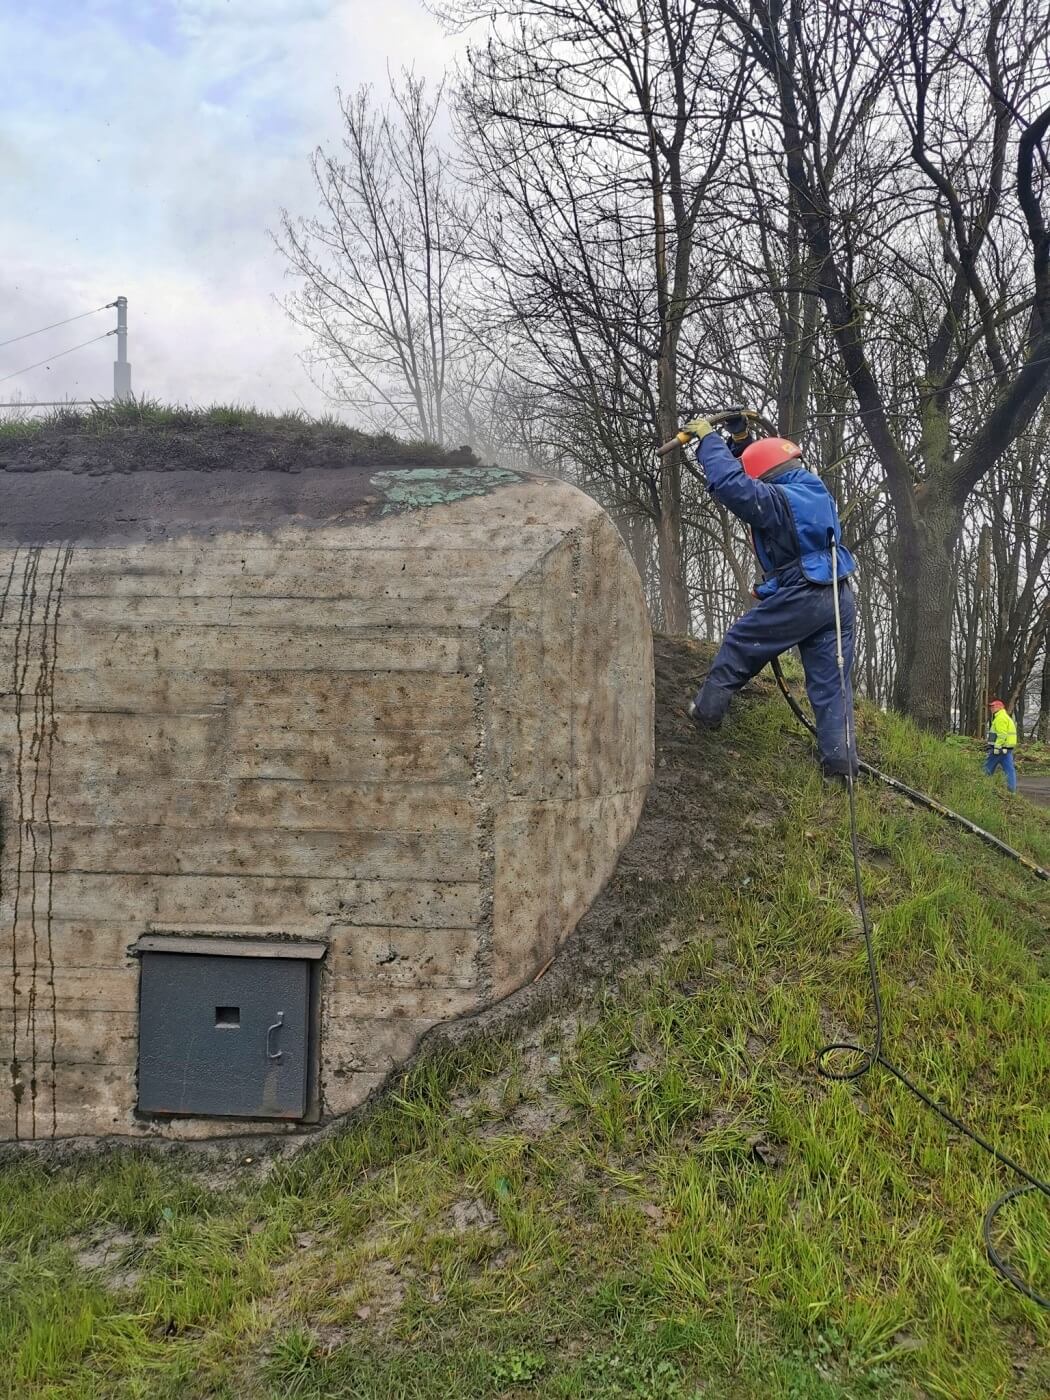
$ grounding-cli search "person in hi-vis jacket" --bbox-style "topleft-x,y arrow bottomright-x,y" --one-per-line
984,700 -> 1018,794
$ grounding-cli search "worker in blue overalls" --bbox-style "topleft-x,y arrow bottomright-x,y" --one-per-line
682,418 -> 859,778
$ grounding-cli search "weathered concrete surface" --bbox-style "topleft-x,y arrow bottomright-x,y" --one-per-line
0,447 -> 652,1140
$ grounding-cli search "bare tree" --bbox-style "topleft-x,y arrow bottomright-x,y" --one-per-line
275,73 -> 470,444
450,0 -> 749,630
710,0 -> 1050,730
272,6 -> 1050,735
1036,631 -> 1050,739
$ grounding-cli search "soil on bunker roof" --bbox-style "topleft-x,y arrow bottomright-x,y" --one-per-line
0,415 -> 522,544
0,417 -> 484,477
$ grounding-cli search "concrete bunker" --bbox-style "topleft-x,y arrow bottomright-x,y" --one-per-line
0,427 -> 653,1139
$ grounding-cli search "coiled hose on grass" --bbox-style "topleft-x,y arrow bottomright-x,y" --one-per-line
769,653 -> 1049,1308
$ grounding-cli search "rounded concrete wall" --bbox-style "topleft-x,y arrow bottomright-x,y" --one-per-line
0,449 -> 652,1139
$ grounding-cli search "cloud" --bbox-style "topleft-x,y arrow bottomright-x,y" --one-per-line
0,0 -> 460,413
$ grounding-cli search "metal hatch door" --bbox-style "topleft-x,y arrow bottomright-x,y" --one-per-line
137,951 -> 311,1119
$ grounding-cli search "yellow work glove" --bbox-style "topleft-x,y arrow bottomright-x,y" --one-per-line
680,417 -> 715,442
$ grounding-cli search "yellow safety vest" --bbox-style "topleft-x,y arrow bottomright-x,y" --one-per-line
989,710 -> 1017,750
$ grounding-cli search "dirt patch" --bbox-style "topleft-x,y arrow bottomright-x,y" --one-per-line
68,1227 -> 146,1294
347,1253 -> 411,1325
447,1197 -> 498,1233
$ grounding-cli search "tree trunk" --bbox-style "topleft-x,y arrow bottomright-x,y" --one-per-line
776,217 -> 820,437
1006,599 -> 1050,713
861,591 -> 879,701
893,496 -> 962,732
656,472 -> 689,632
972,525 -> 993,734
614,510 -> 651,586
656,337 -> 689,632
1037,634 -> 1050,743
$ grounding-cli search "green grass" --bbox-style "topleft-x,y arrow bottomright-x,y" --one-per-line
0,399 -> 361,440
0,399 -> 457,461
1,675 -> 1047,1399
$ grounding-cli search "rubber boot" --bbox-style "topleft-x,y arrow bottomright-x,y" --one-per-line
687,699 -> 721,733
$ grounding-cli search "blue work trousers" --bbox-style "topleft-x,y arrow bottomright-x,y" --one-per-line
983,749 -> 1017,794
694,581 -> 858,776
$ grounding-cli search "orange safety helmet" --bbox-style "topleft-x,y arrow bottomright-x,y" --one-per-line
989,700 -> 1005,712
741,436 -> 804,480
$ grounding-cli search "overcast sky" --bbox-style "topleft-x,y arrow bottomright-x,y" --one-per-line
0,0 -> 459,415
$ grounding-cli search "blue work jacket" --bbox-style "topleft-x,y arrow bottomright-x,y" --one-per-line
696,433 -> 857,599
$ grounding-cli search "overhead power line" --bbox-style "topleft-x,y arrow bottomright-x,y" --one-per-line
0,400 -> 109,409
0,303 -> 113,352
0,330 -> 116,386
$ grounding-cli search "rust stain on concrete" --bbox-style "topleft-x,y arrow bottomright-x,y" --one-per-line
3,545 -> 72,1138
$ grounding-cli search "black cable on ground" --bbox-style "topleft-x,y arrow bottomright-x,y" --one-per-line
768,653 -> 1049,1308
770,660 -> 1048,883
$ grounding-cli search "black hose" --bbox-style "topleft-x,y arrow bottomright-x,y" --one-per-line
770,660 -> 1048,882
769,654 -> 1049,1308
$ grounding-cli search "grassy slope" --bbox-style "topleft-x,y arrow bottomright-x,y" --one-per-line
1,643 -> 1048,1400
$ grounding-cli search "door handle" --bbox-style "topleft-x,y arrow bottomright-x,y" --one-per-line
266,1011 -> 284,1061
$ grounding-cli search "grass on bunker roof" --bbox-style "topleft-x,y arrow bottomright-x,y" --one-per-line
1,637 -> 1048,1400
0,399 -> 479,469
0,399 -> 352,440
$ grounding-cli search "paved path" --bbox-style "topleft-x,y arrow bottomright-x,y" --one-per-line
1018,774 -> 1050,807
